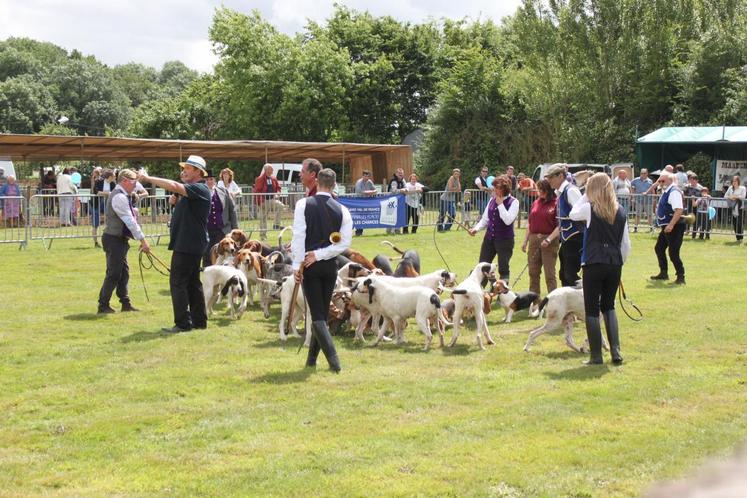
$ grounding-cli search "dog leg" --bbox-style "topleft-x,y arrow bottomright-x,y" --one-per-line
564,315 -> 585,353
417,316 -> 433,351
524,323 -> 551,352
448,302 -> 465,347
482,314 -> 496,345
504,309 -> 513,324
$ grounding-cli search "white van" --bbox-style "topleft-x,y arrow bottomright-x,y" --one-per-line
271,163 -> 303,186
0,157 -> 16,184
531,163 -> 611,184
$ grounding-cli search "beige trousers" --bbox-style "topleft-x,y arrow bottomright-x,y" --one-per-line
526,233 -> 559,298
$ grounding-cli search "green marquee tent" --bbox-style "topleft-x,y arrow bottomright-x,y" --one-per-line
635,126 -> 747,189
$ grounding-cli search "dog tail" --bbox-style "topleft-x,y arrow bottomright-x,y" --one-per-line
451,289 -> 467,295
430,293 -> 441,309
221,275 -> 240,297
538,296 -> 549,312
278,226 -> 291,247
381,240 -> 405,255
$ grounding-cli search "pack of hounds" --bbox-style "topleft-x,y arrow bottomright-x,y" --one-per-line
203,228 -> 599,354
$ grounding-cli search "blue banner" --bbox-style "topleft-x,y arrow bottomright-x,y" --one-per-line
338,194 -> 407,229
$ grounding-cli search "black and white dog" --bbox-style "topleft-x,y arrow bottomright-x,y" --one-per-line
491,280 -> 540,323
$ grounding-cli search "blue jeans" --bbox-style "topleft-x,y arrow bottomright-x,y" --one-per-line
438,201 -> 456,231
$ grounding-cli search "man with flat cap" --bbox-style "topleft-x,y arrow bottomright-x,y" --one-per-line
546,163 -> 584,287
291,161 -> 352,372
138,155 -> 211,332
97,168 -> 151,314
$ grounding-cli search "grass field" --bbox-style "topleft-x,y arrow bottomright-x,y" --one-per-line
1,227 -> 747,497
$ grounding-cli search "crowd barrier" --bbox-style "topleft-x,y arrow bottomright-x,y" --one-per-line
1,191 -> 744,249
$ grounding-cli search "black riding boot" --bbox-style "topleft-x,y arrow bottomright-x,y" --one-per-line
603,309 -> 623,364
584,316 -> 604,365
305,333 -> 321,368
312,320 -> 341,372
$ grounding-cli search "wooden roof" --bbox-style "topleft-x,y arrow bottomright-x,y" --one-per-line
0,134 -> 411,162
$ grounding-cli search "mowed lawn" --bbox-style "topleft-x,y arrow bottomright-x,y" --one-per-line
1,227 -> 746,497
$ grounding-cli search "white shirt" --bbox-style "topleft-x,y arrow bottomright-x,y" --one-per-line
556,180 -> 581,206
404,182 -> 424,208
291,192 -> 353,271
725,185 -> 746,216
663,185 -> 683,210
474,175 -> 489,189
56,173 -> 77,194
569,194 -> 631,263
218,180 -> 241,197
110,185 -> 145,241
612,177 -> 631,197
472,196 -> 519,232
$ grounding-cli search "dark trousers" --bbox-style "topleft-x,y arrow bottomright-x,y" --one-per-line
582,263 -> 621,316
654,223 -> 685,277
170,251 -> 207,330
479,236 -> 514,281
558,235 -> 583,287
301,259 -> 337,322
733,212 -> 744,240
404,205 -> 419,233
98,233 -> 131,308
203,229 -> 225,267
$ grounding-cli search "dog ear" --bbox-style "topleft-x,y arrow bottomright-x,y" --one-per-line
441,270 -> 449,280
481,264 -> 492,275
363,278 -> 372,287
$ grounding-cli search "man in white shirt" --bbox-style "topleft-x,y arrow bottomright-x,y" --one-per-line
353,170 -> 376,236
292,163 -> 352,372
546,163 -> 584,287
474,166 -> 490,214
651,171 -> 685,284
97,169 -> 151,314
612,169 -> 631,213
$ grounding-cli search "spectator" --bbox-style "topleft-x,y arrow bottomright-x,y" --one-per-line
630,168 -> 654,232
353,170 -> 376,236
403,173 -> 424,234
506,165 -> 518,193
693,187 -> 712,240
520,179 -> 559,306
517,172 -> 537,217
0,175 -> 22,228
0,167 -> 5,187
683,174 -> 704,238
56,168 -> 77,227
70,167 -> 83,225
90,167 -> 104,247
203,170 -> 239,267
612,169 -> 631,213
468,175 -> 519,281
41,169 -> 57,218
474,166 -> 491,214
437,169 -> 461,232
138,155 -> 211,333
725,175 -> 746,242
674,164 -> 688,189
96,169 -> 151,314
387,168 -> 406,234
218,168 -> 241,200
253,164 -> 284,240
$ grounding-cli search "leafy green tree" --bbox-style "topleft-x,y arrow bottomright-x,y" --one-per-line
111,63 -> 160,108
0,75 -> 57,133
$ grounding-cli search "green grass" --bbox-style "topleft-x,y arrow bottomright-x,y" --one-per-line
1,228 -> 746,497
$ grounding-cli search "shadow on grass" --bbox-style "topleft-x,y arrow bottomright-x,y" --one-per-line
158,289 -> 170,296
544,364 -> 610,381
208,317 -> 234,327
645,281 -> 677,290
64,313 -> 108,321
120,330 -> 172,343
440,343 -> 472,356
538,350 -> 585,360
251,368 -> 314,384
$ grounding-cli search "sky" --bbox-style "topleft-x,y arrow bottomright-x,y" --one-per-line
0,0 -> 523,73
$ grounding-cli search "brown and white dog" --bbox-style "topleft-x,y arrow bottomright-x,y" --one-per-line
522,285 -> 608,353
234,249 -> 266,306
209,236 -> 237,266
491,280 -> 540,323
228,229 -> 249,250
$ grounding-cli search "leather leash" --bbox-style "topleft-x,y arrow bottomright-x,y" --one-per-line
138,249 -> 170,302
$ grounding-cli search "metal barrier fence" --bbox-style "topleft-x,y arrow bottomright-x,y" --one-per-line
1,191 -> 744,249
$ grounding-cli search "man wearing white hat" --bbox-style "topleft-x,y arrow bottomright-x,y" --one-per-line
138,155 -> 212,332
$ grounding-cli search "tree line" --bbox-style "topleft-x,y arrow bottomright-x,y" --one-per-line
2,1 -> 746,186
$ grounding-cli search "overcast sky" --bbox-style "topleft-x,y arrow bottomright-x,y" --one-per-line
0,0 -> 523,73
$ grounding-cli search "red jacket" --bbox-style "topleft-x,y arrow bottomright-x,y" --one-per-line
253,174 -> 280,205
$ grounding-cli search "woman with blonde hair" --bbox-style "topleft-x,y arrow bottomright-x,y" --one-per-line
570,173 -> 631,365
